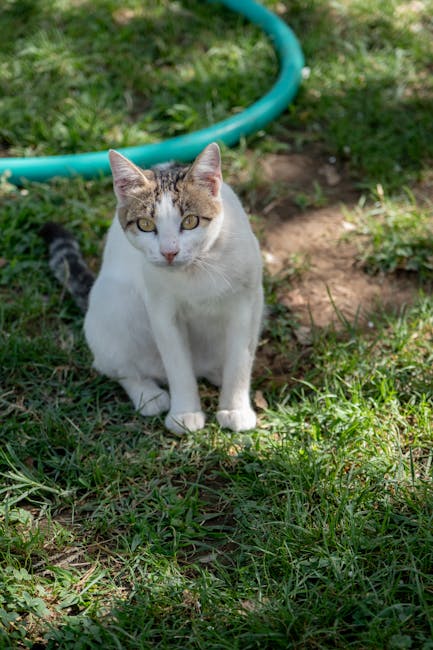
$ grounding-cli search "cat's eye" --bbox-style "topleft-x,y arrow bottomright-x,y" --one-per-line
137,218 -> 156,233
181,215 -> 200,230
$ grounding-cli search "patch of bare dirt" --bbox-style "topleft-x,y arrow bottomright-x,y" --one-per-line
258,147 -> 418,329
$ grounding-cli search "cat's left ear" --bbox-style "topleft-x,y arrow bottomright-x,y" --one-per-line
109,149 -> 150,203
188,143 -> 222,197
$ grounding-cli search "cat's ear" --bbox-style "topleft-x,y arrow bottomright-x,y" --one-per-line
188,143 -> 222,197
109,150 -> 150,202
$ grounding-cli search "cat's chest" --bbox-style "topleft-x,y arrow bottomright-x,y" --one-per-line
148,263 -> 232,306
173,278 -> 226,316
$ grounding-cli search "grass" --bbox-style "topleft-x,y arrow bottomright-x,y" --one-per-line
278,0 -> 433,188
350,189 -> 433,278
0,0 -> 276,156
1,0 -> 433,648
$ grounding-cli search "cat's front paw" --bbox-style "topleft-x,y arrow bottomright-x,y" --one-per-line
138,390 -> 170,416
217,408 -> 257,432
165,411 -> 206,434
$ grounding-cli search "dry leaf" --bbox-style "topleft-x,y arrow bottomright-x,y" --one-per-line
254,390 -> 268,410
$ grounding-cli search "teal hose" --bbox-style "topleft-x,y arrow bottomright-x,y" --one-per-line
0,0 -> 304,185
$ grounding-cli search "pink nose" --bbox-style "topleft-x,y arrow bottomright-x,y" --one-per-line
162,250 -> 178,265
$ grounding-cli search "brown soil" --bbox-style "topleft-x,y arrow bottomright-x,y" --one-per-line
257,147 -> 418,329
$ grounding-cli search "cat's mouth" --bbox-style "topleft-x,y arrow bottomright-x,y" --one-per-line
152,258 -> 189,269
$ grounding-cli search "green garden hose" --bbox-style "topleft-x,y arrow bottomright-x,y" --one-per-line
0,0 -> 304,185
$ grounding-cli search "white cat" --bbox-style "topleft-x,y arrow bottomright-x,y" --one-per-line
80,143 -> 263,433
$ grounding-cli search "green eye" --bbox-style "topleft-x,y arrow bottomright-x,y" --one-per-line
181,215 -> 199,230
137,218 -> 156,232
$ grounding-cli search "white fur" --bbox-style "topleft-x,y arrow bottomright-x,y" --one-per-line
84,152 -> 263,434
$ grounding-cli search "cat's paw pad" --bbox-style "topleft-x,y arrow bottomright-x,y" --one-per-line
138,390 -> 170,416
217,408 -> 257,432
165,411 -> 206,434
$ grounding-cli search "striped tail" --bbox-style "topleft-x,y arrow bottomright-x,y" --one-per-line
39,222 -> 95,313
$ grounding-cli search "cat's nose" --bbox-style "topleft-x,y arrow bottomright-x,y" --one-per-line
162,249 -> 179,265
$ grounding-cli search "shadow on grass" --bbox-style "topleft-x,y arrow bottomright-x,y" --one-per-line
311,81 -> 433,188
1,292 -> 433,647
1,1 -> 433,645
2,0 -> 433,188
0,0 -> 277,154
274,0 -> 433,188
1,430 -> 431,649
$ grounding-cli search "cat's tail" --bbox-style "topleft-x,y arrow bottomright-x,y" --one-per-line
39,222 -> 95,313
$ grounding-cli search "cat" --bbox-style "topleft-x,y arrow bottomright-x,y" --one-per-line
43,143 -> 264,434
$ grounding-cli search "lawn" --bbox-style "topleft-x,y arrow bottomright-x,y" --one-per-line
1,0 -> 433,648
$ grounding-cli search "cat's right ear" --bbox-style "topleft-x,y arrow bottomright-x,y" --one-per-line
109,150 -> 150,203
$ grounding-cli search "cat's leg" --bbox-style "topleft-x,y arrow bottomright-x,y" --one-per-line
217,289 -> 264,432
84,278 -> 169,417
119,378 -> 170,416
146,296 -> 205,434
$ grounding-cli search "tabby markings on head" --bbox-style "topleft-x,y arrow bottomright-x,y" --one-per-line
118,164 -> 220,231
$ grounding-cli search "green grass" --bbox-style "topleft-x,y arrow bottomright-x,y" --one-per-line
1,0 -> 433,648
273,0 -> 433,188
2,0 -> 433,186
0,0 -> 276,156
350,190 -> 433,278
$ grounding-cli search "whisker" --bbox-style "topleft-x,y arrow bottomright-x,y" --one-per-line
194,258 -> 219,291
196,257 -> 233,291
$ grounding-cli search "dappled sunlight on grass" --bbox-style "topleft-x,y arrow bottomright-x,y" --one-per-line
1,0 -> 433,647
2,287 -> 433,646
0,0 -> 276,156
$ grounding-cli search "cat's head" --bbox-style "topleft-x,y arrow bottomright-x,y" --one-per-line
109,143 -> 223,268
